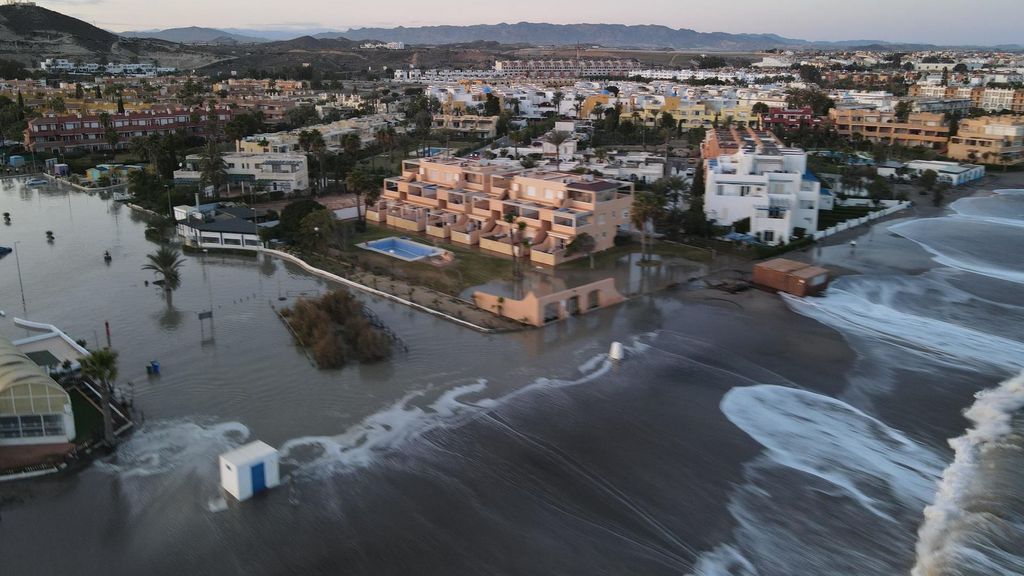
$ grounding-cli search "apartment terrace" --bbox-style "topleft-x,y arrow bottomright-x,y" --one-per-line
368,158 -> 633,266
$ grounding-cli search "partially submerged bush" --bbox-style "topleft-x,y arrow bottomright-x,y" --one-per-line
283,289 -> 392,368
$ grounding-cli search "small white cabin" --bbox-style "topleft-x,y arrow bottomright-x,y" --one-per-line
219,441 -> 280,501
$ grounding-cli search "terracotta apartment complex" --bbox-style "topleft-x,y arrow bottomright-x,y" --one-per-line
24,107 -> 235,153
828,109 -> 950,150
367,158 -> 634,266
948,115 -> 1024,166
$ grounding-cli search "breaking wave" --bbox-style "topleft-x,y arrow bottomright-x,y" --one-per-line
911,372 -> 1024,576
279,334 -> 652,477
95,420 -> 250,478
692,385 -> 943,575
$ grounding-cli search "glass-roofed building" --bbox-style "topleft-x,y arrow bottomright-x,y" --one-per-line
0,335 -> 76,446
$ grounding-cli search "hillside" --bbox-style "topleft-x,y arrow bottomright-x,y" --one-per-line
0,4 -> 223,69
322,22 -> 810,50
121,26 -> 271,44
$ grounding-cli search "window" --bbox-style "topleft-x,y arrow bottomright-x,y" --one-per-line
43,415 -> 64,436
740,185 -> 751,196
0,416 -> 19,438
527,186 -> 537,197
201,236 -> 221,244
717,184 -> 725,195
544,188 -> 553,200
763,230 -> 775,242
223,238 -> 242,246
20,415 -> 43,437
244,239 -> 259,246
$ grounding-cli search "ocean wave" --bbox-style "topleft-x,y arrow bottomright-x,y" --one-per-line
781,284 -> 1024,374
95,420 -> 251,478
694,385 -> 944,575
912,372 -> 1024,576
279,334 -> 652,477
721,384 -> 943,517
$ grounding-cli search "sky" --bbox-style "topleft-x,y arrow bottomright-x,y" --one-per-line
36,0 -> 1024,45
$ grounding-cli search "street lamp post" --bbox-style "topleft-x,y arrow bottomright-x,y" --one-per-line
13,241 -> 27,318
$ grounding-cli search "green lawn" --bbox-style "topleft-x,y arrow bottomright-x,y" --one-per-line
70,387 -> 105,444
319,223 -> 515,295
818,205 -> 880,230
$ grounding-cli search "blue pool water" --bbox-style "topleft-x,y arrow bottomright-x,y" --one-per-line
361,236 -> 442,261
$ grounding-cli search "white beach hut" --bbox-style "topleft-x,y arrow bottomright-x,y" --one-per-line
219,441 -> 280,501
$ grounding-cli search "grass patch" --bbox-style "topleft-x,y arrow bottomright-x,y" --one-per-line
70,387 -> 104,444
818,205 -> 880,230
320,223 -> 516,295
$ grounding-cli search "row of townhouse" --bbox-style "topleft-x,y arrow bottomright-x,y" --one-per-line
212,79 -> 309,96
702,127 -> 821,245
24,107 -> 236,153
493,59 -> 641,79
38,59 -> 177,76
827,109 -> 950,150
908,85 -> 1024,113
366,158 -> 633,266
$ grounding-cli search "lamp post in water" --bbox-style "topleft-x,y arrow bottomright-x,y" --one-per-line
13,241 -> 27,318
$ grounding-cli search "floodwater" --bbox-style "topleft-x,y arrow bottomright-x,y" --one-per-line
1,178 -> 1021,575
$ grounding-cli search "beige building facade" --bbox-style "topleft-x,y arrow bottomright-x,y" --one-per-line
828,109 -> 950,150
948,115 -> 1024,166
367,158 -> 634,266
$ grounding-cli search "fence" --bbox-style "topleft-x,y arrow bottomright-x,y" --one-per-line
812,201 -> 910,241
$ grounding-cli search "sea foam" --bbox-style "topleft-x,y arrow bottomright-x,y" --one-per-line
911,372 -> 1024,576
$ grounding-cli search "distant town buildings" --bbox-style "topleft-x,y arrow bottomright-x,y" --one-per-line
24,107 -> 235,153
360,41 -> 405,50
494,59 -> 641,79
39,58 -> 177,76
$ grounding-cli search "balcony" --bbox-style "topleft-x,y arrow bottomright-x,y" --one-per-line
426,211 -> 458,239
385,205 -> 427,231
754,205 -> 789,220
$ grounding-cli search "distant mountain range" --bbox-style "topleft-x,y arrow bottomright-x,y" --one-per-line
320,23 -> 813,50
120,26 -> 271,44
113,22 -> 1024,52
3,4 -> 1021,75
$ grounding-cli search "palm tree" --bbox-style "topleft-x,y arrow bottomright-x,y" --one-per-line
142,245 -> 185,290
573,94 -> 585,119
79,348 -> 119,447
503,211 -> 521,276
375,126 -> 396,159
346,165 -> 374,228
567,232 -> 597,269
630,191 -> 665,262
199,140 -> 227,194
544,131 -> 572,162
552,91 -> 564,117
310,131 -> 328,190
130,136 -> 151,162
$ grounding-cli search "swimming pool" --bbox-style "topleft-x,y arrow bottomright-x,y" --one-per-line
360,237 -> 443,261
